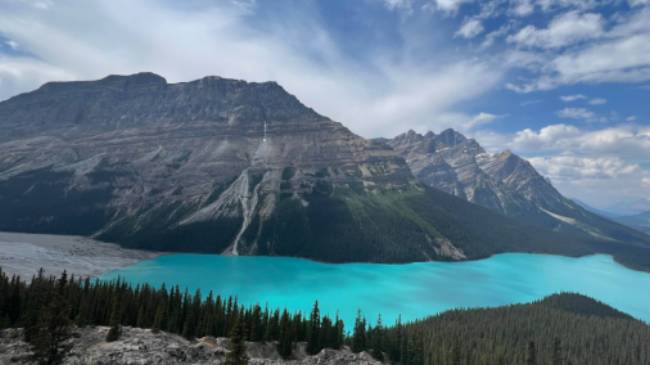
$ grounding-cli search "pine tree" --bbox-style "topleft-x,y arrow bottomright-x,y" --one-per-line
182,289 -> 201,339
371,314 -> 384,360
278,309 -> 293,359
106,297 -> 122,342
334,314 -> 344,350
226,318 -> 249,365
306,301 -> 321,355
352,310 -> 367,353
152,300 -> 166,333
30,272 -> 72,365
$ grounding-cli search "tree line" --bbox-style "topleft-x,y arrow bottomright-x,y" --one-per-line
2,268 -> 650,365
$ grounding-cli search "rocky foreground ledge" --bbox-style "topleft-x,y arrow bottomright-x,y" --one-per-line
0,327 -> 381,365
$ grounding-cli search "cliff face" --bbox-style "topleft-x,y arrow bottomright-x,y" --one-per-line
0,73 -> 425,261
386,129 -> 650,245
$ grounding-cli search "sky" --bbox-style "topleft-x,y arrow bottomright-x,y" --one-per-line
0,0 -> 649,214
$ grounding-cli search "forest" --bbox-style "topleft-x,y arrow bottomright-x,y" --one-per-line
1,268 -> 649,365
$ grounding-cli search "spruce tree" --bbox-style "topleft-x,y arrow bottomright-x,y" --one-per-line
306,301 -> 321,355
352,310 -> 367,353
106,297 -> 122,342
152,301 -> 166,333
278,310 -> 293,359
226,318 -> 249,365
30,272 -> 71,365
371,314 -> 384,360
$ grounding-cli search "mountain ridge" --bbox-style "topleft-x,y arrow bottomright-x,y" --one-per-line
1,72 -> 649,269
384,128 -> 650,248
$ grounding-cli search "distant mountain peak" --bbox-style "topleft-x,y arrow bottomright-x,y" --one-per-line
437,128 -> 467,146
386,128 -> 650,246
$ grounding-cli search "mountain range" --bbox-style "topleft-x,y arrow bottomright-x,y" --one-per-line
382,130 -> 648,246
1,73 -> 649,268
613,211 -> 650,235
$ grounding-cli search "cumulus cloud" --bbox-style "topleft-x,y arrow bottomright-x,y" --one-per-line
510,123 -> 650,211
511,124 -> 581,150
529,155 -> 639,179
0,0 -> 502,138
456,18 -> 484,38
512,124 -> 650,155
507,11 -> 603,48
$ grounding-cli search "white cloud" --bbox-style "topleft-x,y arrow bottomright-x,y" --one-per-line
629,0 -> 650,7
0,0 -> 502,138
560,94 -> 586,102
508,9 -> 650,92
556,107 -> 595,120
642,176 -> 650,188
455,18 -> 484,39
512,124 -> 650,158
509,123 -> 650,210
512,124 -> 581,150
589,97 -> 607,105
507,11 -> 603,48
529,155 -> 639,179
511,0 -> 534,16
0,55 -> 73,98
551,33 -> 650,85
433,0 -> 473,13
383,0 -> 412,11
467,112 -> 499,128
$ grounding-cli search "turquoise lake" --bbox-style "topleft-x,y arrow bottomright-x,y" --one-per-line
101,253 -> 650,326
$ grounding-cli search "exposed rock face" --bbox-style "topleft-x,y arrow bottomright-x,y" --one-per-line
1,72 -> 545,263
0,327 -> 382,365
386,129 -> 650,245
3,72 -> 647,264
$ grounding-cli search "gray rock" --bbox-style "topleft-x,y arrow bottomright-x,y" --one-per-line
0,327 -> 383,365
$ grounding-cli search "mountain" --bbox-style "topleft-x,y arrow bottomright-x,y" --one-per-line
384,129 -> 650,249
572,198 -> 618,219
614,211 -> 650,235
393,293 -> 649,365
0,73 -> 649,268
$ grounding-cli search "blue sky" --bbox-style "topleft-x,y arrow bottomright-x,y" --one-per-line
0,0 -> 648,213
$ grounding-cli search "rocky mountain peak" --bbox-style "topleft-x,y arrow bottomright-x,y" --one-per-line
0,73 -> 323,139
436,128 -> 467,147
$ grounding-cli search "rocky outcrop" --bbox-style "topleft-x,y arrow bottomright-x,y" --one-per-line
385,129 -> 650,245
0,327 -> 382,365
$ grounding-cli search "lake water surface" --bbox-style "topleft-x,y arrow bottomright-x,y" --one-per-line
102,253 -> 650,326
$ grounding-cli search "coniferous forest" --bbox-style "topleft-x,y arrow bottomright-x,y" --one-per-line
1,268 -> 649,365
